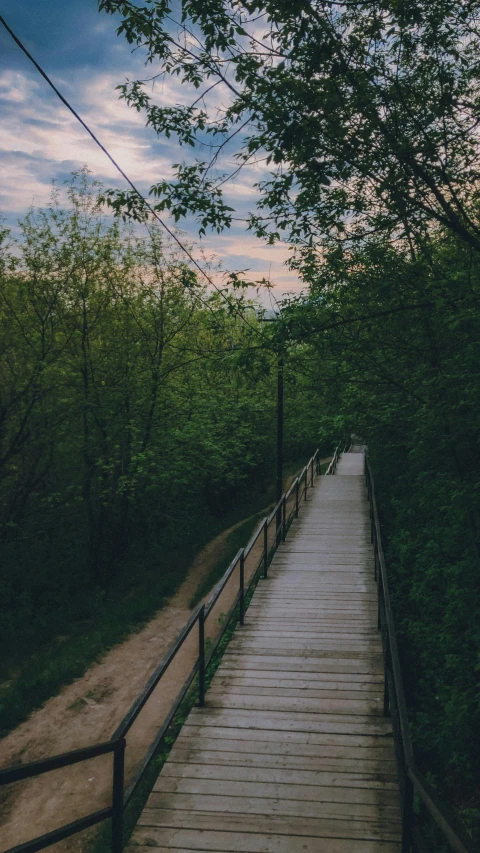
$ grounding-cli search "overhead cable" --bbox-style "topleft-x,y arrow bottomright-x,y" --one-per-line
0,14 -> 266,339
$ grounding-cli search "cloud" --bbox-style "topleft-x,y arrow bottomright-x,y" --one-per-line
209,231 -> 302,297
0,69 -> 40,102
0,2 -> 301,299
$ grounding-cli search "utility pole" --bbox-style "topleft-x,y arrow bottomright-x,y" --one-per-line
257,312 -> 285,532
276,354 -> 284,505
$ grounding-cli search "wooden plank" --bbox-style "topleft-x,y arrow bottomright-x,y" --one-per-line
215,669 -> 384,684
178,725 -> 396,752
173,735 -> 396,764
128,826 -> 399,852
247,598 -> 378,606
220,654 -> 384,673
231,625 -> 381,637
160,762 -> 398,790
206,694 -> 384,716
137,808 -> 401,841
226,641 -> 382,654
168,747 -> 397,776
185,708 -> 394,735
208,684 -> 384,701
242,615 -> 377,623
153,775 -> 400,806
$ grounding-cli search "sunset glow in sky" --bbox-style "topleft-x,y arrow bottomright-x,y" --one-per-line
0,1 -> 302,302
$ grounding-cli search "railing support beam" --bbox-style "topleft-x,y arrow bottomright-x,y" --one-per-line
263,519 -> 268,578
239,550 -> 245,625
198,605 -> 206,707
111,738 -> 126,853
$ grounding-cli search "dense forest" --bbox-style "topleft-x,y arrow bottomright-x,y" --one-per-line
0,174 -> 326,733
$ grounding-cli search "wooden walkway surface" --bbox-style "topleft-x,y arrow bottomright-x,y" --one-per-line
129,451 -> 401,852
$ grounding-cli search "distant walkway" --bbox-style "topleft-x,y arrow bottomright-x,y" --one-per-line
129,451 -> 401,852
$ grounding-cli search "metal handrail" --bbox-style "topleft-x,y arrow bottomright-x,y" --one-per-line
325,444 -> 340,475
365,454 -> 476,853
112,604 -> 203,740
0,447 -> 326,853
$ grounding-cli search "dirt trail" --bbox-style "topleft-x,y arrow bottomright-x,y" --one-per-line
0,513 -> 257,853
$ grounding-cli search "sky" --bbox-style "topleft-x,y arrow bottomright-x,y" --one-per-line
0,0 -> 301,303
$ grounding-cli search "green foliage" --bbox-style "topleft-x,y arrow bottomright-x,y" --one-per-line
279,227 -> 480,839
189,509 -> 267,607
100,0 -> 480,260
0,171 -> 325,732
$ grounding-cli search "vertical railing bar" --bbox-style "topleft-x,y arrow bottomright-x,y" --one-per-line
198,605 -> 205,707
239,550 -> 245,625
401,774 -> 414,853
263,518 -> 268,578
282,495 -> 286,541
378,576 -> 383,631
111,738 -> 126,853
383,632 -> 391,717
295,477 -> 299,517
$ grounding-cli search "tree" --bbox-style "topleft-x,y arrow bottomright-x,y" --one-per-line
99,0 -> 480,268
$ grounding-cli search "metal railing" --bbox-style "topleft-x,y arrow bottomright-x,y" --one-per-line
0,448 -> 324,853
365,454 -> 476,853
325,444 -> 340,474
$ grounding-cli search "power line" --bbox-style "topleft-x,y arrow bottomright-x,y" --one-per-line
0,13 -> 266,340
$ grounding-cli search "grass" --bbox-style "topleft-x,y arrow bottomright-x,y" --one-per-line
0,546 -> 195,737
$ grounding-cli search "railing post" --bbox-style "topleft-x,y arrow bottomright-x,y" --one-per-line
295,478 -> 299,517
263,519 -> 268,578
112,737 -> 126,853
310,458 -> 314,487
383,633 -> 391,716
401,773 -> 414,853
378,574 -> 383,631
198,605 -> 205,707
282,495 -> 286,541
304,467 -> 308,500
239,550 -> 245,625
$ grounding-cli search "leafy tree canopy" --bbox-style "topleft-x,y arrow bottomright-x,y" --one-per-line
99,0 -> 480,268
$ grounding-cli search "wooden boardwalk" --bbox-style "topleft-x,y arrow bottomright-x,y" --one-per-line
129,451 -> 401,852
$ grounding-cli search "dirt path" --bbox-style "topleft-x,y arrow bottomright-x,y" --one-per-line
0,514 -> 257,853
